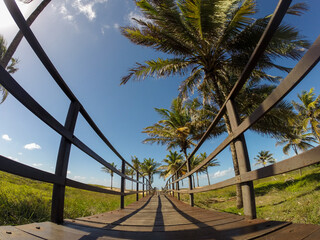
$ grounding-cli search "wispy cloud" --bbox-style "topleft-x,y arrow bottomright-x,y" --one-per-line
18,152 -> 23,155
211,168 -> 233,179
24,143 -> 41,150
126,8 -> 150,28
32,163 -> 43,167
113,23 -> 120,29
54,0 -> 109,23
67,171 -> 71,175
74,175 -> 86,181
2,134 -> 12,141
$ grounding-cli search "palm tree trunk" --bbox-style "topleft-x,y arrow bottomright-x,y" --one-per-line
293,146 -> 302,176
111,174 -> 113,189
1,0 -> 51,68
206,168 -> 210,185
208,75 -> 243,209
196,172 -> 199,187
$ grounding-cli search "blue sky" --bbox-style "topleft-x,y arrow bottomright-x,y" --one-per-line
0,0 -> 320,190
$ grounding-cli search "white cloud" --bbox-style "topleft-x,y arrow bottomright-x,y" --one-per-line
6,156 -> 19,162
18,152 -> 23,155
113,23 -> 120,29
32,163 -> 43,167
72,0 -> 96,21
2,134 -> 12,141
67,171 -> 71,175
126,9 -> 150,28
211,168 -> 233,179
24,143 -> 41,150
74,175 -> 86,181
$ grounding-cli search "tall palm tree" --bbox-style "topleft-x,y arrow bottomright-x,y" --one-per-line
0,35 -> 18,103
120,0 -> 308,208
254,151 -> 275,168
143,97 -> 223,159
158,150 -> 185,179
199,152 -> 220,185
101,162 -> 117,190
140,158 -> 161,184
292,88 -> 320,143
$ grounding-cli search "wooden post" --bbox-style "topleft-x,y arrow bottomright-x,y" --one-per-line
136,171 -> 139,201
120,160 -> 125,209
142,177 -> 145,197
176,173 -> 180,201
226,99 -> 256,219
186,159 -> 194,206
51,101 -> 80,224
172,175 -> 175,197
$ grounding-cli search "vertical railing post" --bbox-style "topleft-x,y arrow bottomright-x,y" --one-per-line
120,160 -> 125,209
142,177 -> 145,197
226,99 -> 256,219
136,171 -> 139,201
51,101 -> 80,224
172,175 -> 175,197
176,172 -> 180,201
186,159 -> 194,206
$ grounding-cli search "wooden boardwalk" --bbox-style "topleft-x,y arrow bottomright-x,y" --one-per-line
1,193 -> 320,240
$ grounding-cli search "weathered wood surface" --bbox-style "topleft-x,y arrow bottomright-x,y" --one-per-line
1,193 -> 320,239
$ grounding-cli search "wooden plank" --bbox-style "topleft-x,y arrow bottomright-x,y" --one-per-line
0,155 -> 63,184
0,226 -> 43,239
256,223 -> 320,239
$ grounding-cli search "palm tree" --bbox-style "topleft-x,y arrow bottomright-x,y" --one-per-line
189,155 -> 202,188
125,166 -> 135,190
0,35 -> 18,103
143,97 -> 223,159
140,158 -> 161,184
254,151 -> 276,168
158,150 -> 185,179
120,0 -> 308,208
199,152 -> 220,185
101,162 -> 117,190
292,88 -> 320,143
276,125 -> 315,175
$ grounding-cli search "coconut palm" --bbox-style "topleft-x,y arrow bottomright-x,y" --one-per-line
189,155 -> 202,188
199,152 -> 220,185
143,97 -> 223,159
292,88 -> 320,143
276,124 -> 315,175
121,0 -> 308,208
0,35 -> 18,103
254,151 -> 276,168
140,158 -> 161,184
125,166 -> 135,190
101,162 -> 117,190
158,151 -> 185,179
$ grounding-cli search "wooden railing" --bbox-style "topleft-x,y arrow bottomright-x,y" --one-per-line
0,0 -> 152,224
164,0 -> 320,219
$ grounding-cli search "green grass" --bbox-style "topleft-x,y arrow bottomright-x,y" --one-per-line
180,165 -> 320,224
0,171 -> 137,226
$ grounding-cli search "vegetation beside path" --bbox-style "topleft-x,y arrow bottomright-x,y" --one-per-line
180,165 -> 320,225
0,171 -> 136,226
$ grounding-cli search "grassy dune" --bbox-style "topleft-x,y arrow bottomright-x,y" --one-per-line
0,171 -> 136,226
180,165 -> 320,224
